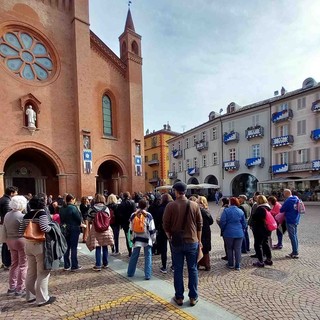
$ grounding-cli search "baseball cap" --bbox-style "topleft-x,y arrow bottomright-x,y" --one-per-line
173,181 -> 187,192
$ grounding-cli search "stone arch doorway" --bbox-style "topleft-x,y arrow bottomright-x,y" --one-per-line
96,160 -> 125,195
231,174 -> 258,198
4,149 -> 59,196
204,174 -> 218,185
187,177 -> 199,184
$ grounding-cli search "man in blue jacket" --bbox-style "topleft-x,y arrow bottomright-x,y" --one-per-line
280,189 -> 301,259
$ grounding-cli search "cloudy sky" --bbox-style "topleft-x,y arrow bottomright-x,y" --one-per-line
89,0 -> 320,134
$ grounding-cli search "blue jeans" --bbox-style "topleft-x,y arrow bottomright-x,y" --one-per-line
276,229 -> 283,246
171,242 -> 199,300
64,226 -> 80,269
95,246 -> 108,267
127,246 -> 152,279
224,237 -> 243,268
286,223 -> 299,255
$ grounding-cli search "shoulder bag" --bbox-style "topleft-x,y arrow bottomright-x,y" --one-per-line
24,210 -> 46,242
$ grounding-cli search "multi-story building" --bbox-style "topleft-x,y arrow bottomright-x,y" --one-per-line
168,77 -> 320,200
144,124 -> 179,192
0,1 -> 144,197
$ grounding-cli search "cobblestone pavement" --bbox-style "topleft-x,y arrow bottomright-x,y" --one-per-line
0,205 -> 319,319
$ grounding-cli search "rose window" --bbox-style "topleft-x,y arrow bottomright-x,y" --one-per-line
0,30 -> 54,81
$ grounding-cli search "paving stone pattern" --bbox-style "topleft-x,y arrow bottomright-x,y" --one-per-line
0,205 -> 319,319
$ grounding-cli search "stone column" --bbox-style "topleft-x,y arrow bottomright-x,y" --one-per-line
120,175 -> 128,193
112,177 -> 119,195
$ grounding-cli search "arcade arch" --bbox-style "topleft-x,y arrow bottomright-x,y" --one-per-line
231,173 -> 258,197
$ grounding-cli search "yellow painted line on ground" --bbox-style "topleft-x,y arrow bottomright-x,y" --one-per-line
63,294 -> 140,320
63,291 -> 196,320
144,291 -> 197,320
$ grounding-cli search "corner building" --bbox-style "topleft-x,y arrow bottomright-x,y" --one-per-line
0,0 -> 144,197
144,125 -> 180,192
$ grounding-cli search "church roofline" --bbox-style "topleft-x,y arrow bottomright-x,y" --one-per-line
90,31 -> 126,76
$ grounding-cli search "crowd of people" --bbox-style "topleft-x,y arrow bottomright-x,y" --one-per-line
0,185 -> 303,308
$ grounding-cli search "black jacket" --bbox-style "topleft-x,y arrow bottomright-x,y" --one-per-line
118,199 -> 136,227
0,194 -> 11,224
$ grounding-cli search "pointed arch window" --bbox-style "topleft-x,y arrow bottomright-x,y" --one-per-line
102,95 -> 112,136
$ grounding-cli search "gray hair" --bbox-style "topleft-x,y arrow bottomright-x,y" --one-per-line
9,195 -> 27,211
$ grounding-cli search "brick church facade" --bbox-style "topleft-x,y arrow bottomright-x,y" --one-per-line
0,0 -> 145,197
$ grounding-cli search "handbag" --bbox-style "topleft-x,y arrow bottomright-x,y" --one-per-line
265,209 -> 277,232
24,210 -> 45,242
171,201 -> 190,247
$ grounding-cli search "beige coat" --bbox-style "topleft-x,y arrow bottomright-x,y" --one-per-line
86,224 -> 114,251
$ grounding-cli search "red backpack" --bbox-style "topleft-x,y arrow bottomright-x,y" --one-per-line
93,208 -> 111,232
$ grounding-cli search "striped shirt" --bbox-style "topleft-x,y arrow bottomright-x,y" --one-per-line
19,209 -> 52,236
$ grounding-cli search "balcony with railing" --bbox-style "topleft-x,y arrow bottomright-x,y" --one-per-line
271,163 -> 288,174
223,131 -> 240,144
311,100 -> 320,112
196,141 -> 208,151
172,149 -> 183,159
245,157 -> 265,168
245,125 -> 264,140
187,167 -> 199,176
288,162 -> 312,172
149,177 -> 160,184
271,135 -> 294,148
146,159 -> 160,166
310,129 -> 320,141
271,109 -> 293,123
223,160 -> 240,172
168,171 -> 177,179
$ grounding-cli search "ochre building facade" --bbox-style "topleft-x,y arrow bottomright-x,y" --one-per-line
0,0 -> 144,197
144,125 -> 179,192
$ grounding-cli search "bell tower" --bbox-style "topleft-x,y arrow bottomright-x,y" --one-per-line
119,6 -> 144,192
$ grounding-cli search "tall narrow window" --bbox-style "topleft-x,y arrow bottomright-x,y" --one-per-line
102,95 -> 112,136
252,144 -> 260,158
212,127 -> 217,140
212,152 -> 218,165
229,148 -> 236,161
297,120 -> 306,136
252,115 -> 259,126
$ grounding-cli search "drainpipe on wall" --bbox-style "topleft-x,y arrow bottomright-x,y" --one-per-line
269,103 -> 273,182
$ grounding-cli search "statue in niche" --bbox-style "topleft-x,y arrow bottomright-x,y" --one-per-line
83,135 -> 90,149
25,105 -> 36,128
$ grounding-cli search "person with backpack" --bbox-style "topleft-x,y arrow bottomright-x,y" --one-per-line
117,192 -> 136,257
87,194 -> 114,271
280,189 -> 302,259
127,199 -> 156,280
